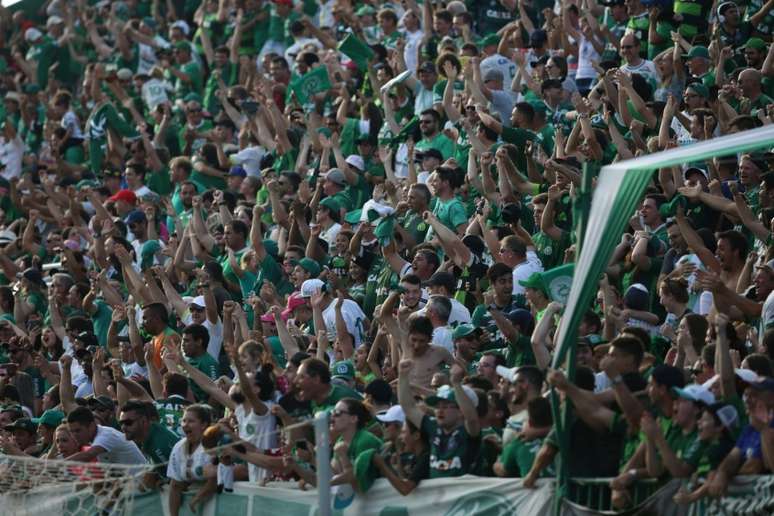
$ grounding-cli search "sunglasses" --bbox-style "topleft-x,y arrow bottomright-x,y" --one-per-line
621,45 -> 636,50
331,409 -> 351,417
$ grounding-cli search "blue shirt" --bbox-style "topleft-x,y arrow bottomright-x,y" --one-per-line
735,425 -> 762,461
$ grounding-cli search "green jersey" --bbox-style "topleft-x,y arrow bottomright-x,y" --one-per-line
339,428 -> 382,463
155,395 -> 190,437
415,132 -> 455,160
431,197 -> 468,235
499,436 -> 554,477
421,415 -> 480,478
142,422 -> 179,466
187,352 -> 219,402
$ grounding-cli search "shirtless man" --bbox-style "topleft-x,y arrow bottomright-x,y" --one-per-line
378,291 -> 457,387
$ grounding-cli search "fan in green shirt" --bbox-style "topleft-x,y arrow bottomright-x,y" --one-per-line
119,402 -> 179,479
165,42 -> 203,99
181,325 -> 219,402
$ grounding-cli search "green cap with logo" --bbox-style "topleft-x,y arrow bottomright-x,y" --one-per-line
518,272 -> 548,293
683,46 -> 710,60
452,323 -> 478,340
33,409 -> 65,428
331,360 -> 355,381
298,257 -> 321,278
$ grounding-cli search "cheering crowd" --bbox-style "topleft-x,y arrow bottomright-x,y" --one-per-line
1,0 -> 774,512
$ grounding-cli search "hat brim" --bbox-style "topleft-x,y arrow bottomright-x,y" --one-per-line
425,395 -> 457,407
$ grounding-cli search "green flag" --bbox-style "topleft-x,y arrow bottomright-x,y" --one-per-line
338,33 -> 374,71
291,66 -> 332,105
540,263 -> 574,304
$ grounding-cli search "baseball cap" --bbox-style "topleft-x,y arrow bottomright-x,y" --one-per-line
229,165 -> 247,177
519,272 -> 547,293
4,418 -> 37,434
744,37 -> 767,50
331,360 -> 355,381
687,82 -> 709,98
376,405 -> 406,424
702,368 -> 760,389
109,189 -> 137,205
352,252 -> 375,271
281,292 -> 306,320
452,323 -> 478,340
318,196 -> 341,214
125,209 -> 147,225
673,384 -> 716,405
505,308 -> 535,334
32,409 -> 65,428
300,278 -> 325,298
298,257 -> 321,278
46,16 -> 64,27
684,167 -> 709,181
706,403 -> 739,432
417,61 -> 436,74
170,20 -> 191,35
345,155 -> 365,171
683,46 -> 710,60
477,33 -> 500,48
422,271 -> 456,293
75,331 -> 99,349
417,148 -> 443,161
24,28 -> 42,42
355,5 -> 376,16
324,168 -> 347,186
19,267 -> 45,287
189,296 -> 206,309
425,384 -> 478,407
0,230 -> 16,245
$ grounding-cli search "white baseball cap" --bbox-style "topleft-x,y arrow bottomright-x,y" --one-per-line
300,279 -> 325,298
345,155 -> 365,171
376,405 -> 405,424
673,384 -> 715,405
25,28 -> 43,42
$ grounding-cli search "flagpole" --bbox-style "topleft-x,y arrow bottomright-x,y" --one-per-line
552,160 -> 592,516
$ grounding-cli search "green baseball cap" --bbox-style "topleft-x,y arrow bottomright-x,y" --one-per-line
319,196 -> 341,214
174,40 -> 191,52
683,46 -> 710,60
331,360 -> 355,381
745,37 -> 767,50
687,82 -> 709,98
452,323 -> 478,340
355,5 -> 376,16
425,384 -> 479,407
518,272 -> 548,293
298,257 -> 321,278
477,33 -> 500,48
33,409 -> 65,428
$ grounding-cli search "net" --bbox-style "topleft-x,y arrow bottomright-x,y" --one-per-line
0,455 -> 153,516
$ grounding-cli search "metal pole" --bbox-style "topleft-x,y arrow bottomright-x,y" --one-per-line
314,411 -> 332,516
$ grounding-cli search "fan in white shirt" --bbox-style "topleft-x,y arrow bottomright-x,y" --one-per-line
64,406 -> 147,466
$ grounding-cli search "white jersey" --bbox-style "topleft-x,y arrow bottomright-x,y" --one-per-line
322,299 -> 367,348
481,53 -> 517,89
167,439 -> 209,482
235,402 -> 278,482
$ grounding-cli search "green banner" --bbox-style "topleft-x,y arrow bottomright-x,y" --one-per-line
291,66 -> 332,105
